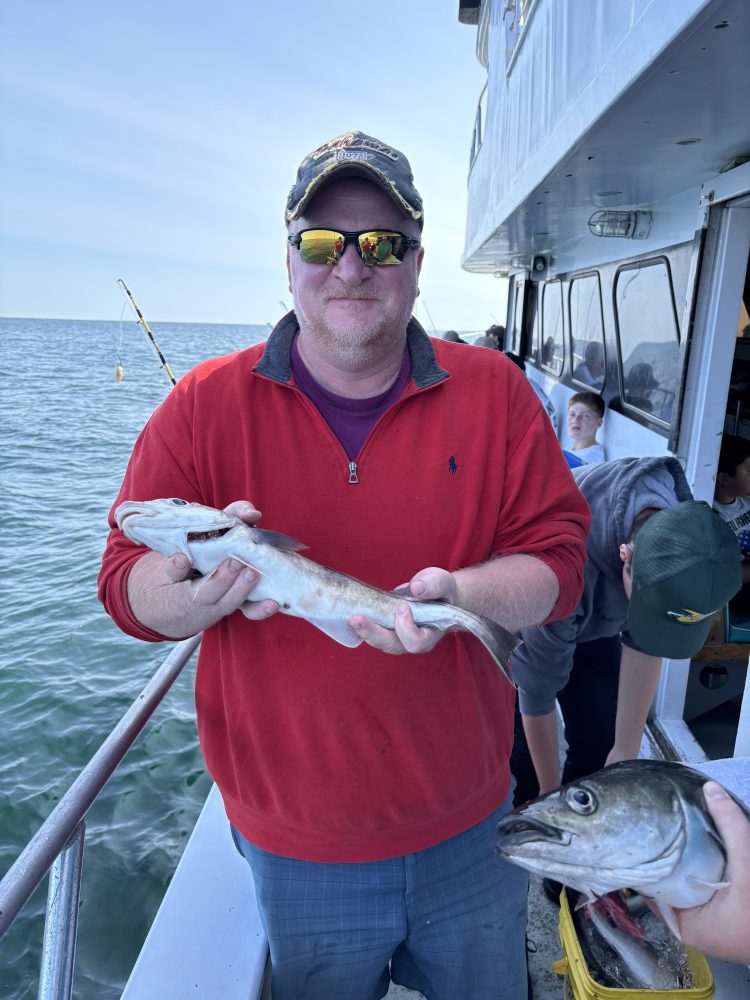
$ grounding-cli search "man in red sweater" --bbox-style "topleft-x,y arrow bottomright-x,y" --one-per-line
99,131 -> 590,999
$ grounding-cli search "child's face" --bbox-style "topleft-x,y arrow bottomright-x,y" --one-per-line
725,456 -> 750,498
567,403 -> 602,442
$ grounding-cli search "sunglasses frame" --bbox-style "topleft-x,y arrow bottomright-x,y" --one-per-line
288,228 -> 421,266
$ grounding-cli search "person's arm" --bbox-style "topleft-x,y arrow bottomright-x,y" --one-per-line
124,502 -> 279,639
672,782 -> 750,964
349,554 -> 558,655
605,644 -> 662,765
521,711 -> 562,793
352,376 -> 589,657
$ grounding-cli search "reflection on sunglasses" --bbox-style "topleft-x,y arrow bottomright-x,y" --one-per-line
288,229 -> 421,266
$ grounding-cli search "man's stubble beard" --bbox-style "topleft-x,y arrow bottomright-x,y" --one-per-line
293,290 -> 417,367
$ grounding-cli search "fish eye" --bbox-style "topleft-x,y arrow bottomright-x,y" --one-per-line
564,786 -> 598,815
169,498 -> 188,505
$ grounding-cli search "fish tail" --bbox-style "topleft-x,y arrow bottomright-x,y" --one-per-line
452,609 -> 520,688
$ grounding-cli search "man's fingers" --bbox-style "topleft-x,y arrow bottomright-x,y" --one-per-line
394,603 -> 444,653
224,500 -> 262,524
703,782 -> 750,850
349,615 -> 404,653
164,553 -> 194,582
349,604 -> 443,655
192,561 -> 259,608
407,567 -> 457,603
240,599 -> 280,621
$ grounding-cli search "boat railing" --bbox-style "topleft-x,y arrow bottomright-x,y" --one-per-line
0,634 -> 201,1000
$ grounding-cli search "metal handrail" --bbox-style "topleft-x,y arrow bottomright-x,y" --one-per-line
0,634 -> 201,956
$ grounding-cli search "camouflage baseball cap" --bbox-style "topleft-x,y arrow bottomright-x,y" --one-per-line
285,131 -> 424,226
627,501 -> 742,659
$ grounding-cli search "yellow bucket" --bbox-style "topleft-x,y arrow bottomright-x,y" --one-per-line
551,889 -> 715,999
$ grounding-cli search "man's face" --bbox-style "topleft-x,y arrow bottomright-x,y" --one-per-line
287,177 -> 424,366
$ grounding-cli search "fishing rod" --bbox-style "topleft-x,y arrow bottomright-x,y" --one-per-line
116,278 -> 177,386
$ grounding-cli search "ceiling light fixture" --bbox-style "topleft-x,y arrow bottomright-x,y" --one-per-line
588,210 -> 652,239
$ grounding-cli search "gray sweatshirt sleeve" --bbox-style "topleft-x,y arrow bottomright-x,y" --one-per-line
513,612 -> 582,716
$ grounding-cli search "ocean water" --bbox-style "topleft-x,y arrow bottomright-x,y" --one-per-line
0,317 -> 269,999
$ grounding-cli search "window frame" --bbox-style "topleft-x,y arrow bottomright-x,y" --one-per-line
613,256 -> 681,428
568,271 -> 606,391
540,279 -> 565,376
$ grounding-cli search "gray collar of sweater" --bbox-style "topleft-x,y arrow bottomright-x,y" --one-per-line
255,311 -> 449,390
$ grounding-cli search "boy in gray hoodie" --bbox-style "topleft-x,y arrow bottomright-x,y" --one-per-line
511,456 -> 741,807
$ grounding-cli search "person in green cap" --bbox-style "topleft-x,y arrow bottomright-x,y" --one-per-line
510,456 -> 742,822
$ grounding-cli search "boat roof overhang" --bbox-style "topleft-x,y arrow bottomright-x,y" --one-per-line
463,0 -> 750,276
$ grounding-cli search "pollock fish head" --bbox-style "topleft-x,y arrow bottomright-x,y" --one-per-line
495,761 -> 707,900
114,498 -> 238,560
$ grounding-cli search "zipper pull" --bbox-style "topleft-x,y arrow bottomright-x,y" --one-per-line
348,461 -> 359,484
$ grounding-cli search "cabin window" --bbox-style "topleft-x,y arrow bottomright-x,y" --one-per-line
541,281 -> 564,375
615,260 -> 680,424
569,274 -> 605,391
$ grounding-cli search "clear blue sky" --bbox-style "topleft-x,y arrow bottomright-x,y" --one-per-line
0,1 -> 506,330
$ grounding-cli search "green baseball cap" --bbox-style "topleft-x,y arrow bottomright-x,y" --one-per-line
285,131 -> 424,226
627,501 -> 742,658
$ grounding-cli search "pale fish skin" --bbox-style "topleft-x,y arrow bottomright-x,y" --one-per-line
495,759 -> 750,934
114,498 -> 519,686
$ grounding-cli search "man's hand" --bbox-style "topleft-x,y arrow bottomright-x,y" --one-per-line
347,566 -> 456,655
127,500 -> 279,637
670,782 -> 750,964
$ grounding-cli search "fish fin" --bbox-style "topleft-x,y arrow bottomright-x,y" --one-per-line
687,876 -> 729,892
652,900 -> 681,939
252,527 -> 309,552
306,617 -> 363,649
450,608 -> 521,689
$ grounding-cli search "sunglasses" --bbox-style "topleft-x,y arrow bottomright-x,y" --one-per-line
288,229 -> 421,267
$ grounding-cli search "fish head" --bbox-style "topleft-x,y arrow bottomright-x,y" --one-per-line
497,762 -> 690,898
114,498 -> 238,559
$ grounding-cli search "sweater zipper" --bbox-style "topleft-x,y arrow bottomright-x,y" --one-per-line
348,461 -> 359,484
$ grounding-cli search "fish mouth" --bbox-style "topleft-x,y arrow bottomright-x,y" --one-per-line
114,504 -> 153,532
496,816 -> 572,849
186,527 -> 232,542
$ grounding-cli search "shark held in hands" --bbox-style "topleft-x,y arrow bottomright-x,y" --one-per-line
115,498 -> 519,685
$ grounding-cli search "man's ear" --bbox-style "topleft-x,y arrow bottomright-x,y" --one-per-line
286,248 -> 293,294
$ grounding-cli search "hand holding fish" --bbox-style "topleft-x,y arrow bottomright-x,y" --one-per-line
124,500 -> 279,638
495,760 -> 750,939
115,499 -> 519,682
164,501 -> 280,623
349,567 -> 457,656
670,782 -> 750,964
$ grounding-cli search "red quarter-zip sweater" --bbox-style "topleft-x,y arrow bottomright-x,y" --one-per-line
98,316 -> 590,862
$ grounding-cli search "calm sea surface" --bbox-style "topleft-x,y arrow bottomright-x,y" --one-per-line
0,317 -> 270,999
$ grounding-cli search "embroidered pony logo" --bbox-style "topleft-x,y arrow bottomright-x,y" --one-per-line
448,455 -> 458,475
